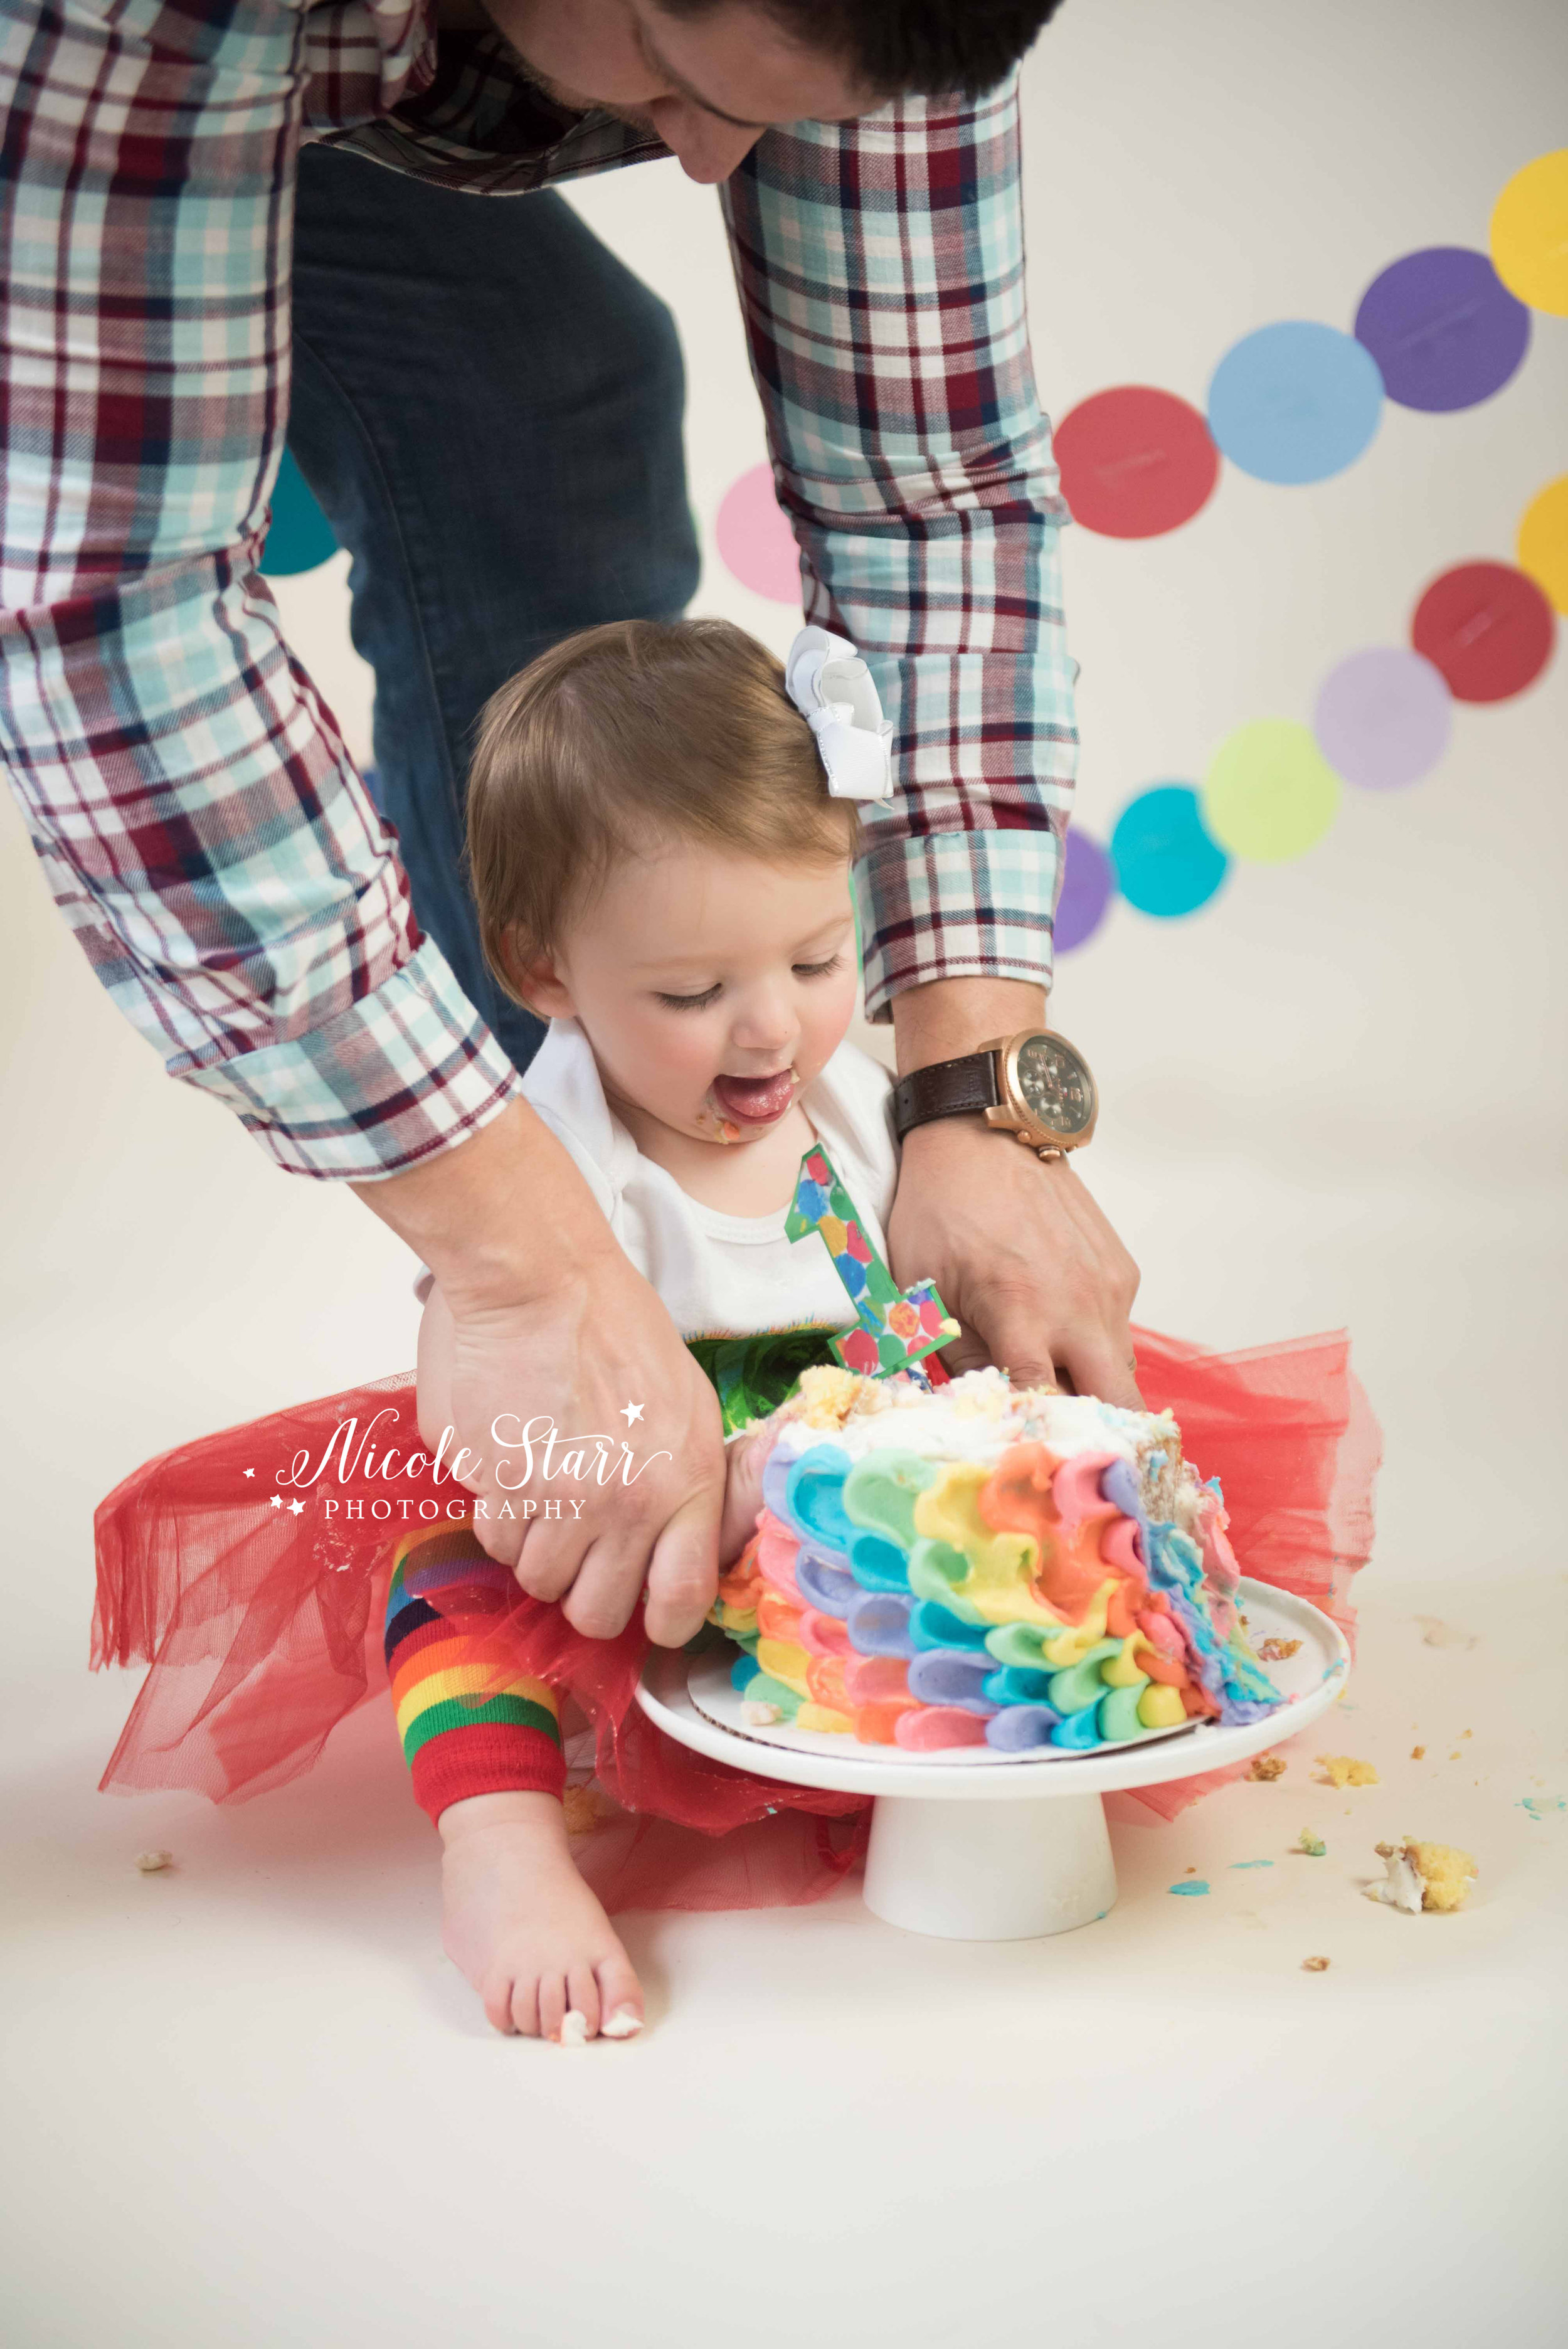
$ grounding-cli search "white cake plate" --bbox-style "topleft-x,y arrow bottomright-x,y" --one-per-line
636,1578 -> 1349,1942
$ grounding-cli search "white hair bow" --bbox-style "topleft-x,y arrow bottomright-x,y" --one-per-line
784,626 -> 894,803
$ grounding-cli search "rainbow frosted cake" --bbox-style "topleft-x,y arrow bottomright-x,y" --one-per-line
711,1367 -> 1283,1753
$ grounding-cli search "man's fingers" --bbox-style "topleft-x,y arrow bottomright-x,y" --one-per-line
467,1503 -> 524,1569
1056,1329 -> 1145,1411
719,1418 -> 782,1564
981,1331 -> 1060,1391
558,1533 -> 651,1641
644,1490 -> 723,1648
509,1514 -> 595,1605
936,1316 -> 992,1378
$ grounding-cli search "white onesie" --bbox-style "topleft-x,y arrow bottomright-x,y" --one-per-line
519,1018 -> 899,1341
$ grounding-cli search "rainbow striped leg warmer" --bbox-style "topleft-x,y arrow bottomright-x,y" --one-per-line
384,1524 -> 564,1823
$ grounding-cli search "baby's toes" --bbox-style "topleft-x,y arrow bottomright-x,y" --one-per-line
482,1970 -> 523,2037
538,1972 -> 570,2045
595,1948 -> 644,2039
566,1965 -> 601,2040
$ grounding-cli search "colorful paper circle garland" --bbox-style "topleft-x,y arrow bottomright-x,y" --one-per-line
1110,788 -> 1228,918
1490,151 -> 1568,318
1353,247 -> 1530,413
1031,150 -> 1564,954
259,449 -> 339,578
1206,321 -> 1385,486
1517,475 -> 1568,616
715,462 -> 802,603
1411,562 -> 1556,704
1051,388 -> 1219,538
1311,649 -> 1452,792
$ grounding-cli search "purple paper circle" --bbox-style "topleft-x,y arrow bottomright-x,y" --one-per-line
1353,247 -> 1530,413
1054,830 -> 1115,952
1311,647 -> 1453,790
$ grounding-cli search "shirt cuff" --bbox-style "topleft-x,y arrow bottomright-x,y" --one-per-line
855,827 -> 1062,1022
181,935 -> 525,1179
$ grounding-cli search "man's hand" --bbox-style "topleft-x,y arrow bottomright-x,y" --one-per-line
888,977 -> 1142,1406
354,1101 -> 726,1645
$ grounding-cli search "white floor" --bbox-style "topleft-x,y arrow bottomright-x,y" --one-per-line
3,1565 -> 1562,2346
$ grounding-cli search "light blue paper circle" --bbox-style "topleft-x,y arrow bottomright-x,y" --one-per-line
1207,321 -> 1384,485
259,449 -> 339,576
1110,785 -> 1229,918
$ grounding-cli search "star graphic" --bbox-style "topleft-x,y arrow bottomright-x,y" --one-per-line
288,1499 -> 305,1517
621,1401 -> 644,1426
269,1495 -> 283,1511
242,1468 -> 255,1480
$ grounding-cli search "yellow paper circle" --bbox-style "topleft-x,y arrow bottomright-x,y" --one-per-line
1490,150 -> 1568,317
1518,475 -> 1568,615
1202,721 -> 1341,865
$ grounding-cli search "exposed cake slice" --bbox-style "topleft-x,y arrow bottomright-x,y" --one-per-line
710,1366 -> 1283,1752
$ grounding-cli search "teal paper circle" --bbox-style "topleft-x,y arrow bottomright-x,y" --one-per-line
259,449 -> 339,576
1110,785 -> 1229,916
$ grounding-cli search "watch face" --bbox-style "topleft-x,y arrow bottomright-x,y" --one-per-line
1015,1034 -> 1095,1137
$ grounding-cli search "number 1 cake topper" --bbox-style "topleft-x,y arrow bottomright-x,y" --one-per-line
786,1146 -> 959,1378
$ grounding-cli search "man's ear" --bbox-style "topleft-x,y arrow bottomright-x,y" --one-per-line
502,931 -> 575,1021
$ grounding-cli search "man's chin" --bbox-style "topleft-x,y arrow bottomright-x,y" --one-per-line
502,41 -> 656,132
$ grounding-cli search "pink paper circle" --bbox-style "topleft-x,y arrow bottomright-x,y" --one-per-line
715,464 -> 801,603
1311,647 -> 1453,790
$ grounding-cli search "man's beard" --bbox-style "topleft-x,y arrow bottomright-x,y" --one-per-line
501,33 -> 658,134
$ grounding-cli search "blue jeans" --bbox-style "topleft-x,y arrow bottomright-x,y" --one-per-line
288,146 -> 701,1075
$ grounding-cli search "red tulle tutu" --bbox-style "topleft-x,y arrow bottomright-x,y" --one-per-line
93,1327 -> 1380,1910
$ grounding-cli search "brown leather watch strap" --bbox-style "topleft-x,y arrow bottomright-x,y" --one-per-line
890,1049 -> 1002,1140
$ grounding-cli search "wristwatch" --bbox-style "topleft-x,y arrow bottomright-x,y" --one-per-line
890,1029 -> 1098,1161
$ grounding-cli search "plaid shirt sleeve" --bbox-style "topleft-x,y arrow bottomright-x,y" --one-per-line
2,6 -> 1072,1192
0,0 -> 523,1180
721,72 -> 1077,1019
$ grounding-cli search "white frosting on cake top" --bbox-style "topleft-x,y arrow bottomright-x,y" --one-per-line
776,1365 -> 1179,1471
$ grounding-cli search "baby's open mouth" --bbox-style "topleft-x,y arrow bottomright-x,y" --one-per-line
707,1068 -> 798,1128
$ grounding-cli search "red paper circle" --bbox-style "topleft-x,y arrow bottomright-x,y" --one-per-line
1410,561 -> 1555,703
1055,386 -> 1220,539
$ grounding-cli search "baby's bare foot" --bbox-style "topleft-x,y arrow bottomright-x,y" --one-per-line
438,1792 -> 644,2042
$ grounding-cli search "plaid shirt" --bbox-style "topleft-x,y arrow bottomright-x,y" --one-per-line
0,0 -> 1075,1180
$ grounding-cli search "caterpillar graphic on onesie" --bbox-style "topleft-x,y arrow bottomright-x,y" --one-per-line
711,1364 -> 1285,1752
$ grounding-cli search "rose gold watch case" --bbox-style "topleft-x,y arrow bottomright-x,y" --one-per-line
978,1029 -> 1099,1157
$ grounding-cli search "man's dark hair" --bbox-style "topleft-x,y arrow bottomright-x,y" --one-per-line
665,1 -> 1069,103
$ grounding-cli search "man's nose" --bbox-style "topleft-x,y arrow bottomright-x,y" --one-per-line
648,100 -> 765,186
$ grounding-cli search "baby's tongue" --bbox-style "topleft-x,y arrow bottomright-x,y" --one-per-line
710,1069 -> 796,1125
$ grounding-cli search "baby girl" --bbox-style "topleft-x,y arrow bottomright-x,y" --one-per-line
408,616 -> 904,2042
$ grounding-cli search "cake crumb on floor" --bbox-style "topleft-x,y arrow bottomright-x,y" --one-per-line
1411,1745 -> 1426,1759
1414,1616 -> 1478,1650
1316,1754 -> 1379,1788
1247,1756 -> 1286,1781
1368,1838 -> 1477,1914
1301,1956 -> 1330,1972
134,1850 -> 173,1873
1298,1830 -> 1327,1857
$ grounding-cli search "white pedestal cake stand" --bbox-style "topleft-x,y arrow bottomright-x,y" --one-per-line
636,1579 -> 1349,1943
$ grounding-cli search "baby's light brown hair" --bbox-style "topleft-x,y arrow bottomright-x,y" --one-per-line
467,618 -> 861,1005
